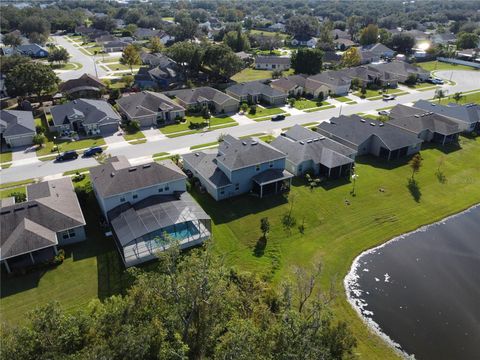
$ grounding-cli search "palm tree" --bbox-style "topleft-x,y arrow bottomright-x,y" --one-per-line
435,89 -> 447,103
452,92 -> 463,104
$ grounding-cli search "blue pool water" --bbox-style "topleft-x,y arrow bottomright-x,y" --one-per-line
144,222 -> 200,245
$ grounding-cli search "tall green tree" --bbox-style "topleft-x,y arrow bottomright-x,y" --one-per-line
120,44 -> 141,73
359,24 -> 379,46
456,32 -> 479,50
166,41 -> 204,77
47,47 -> 70,65
286,15 -> 320,38
149,36 -> 165,53
3,32 -> 22,48
409,153 -> 422,179
223,29 -> 250,52
341,47 -> 361,67
5,62 -> 59,102
390,33 -> 415,53
291,48 -> 323,75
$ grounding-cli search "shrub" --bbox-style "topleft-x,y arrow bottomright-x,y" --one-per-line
9,191 -> 26,203
36,125 -> 46,134
249,105 -> 257,115
72,172 -> 85,182
32,134 -> 46,146
126,120 -> 140,133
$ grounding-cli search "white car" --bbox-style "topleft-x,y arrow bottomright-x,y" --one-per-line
382,94 -> 396,101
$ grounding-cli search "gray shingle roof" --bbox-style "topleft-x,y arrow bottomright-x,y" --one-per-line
255,55 -> 291,65
59,73 -> 105,94
166,87 -> 237,106
0,110 -> 35,137
182,150 -> 232,188
317,114 -> 422,150
413,100 -> 479,126
271,75 -> 307,92
108,192 -> 210,247
271,125 -> 356,168
389,104 -> 460,136
116,91 -> 185,118
90,156 -> 187,198
50,99 -> 120,126
227,81 -> 285,98
0,178 -> 86,261
217,135 -> 286,170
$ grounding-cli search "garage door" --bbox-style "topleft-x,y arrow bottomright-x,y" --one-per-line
7,134 -> 34,147
99,123 -> 119,135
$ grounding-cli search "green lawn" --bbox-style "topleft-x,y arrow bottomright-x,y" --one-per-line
418,61 -> 479,72
105,63 -> 142,72
1,151 -> 12,164
160,115 -> 236,135
246,107 -> 285,119
0,186 -> 26,200
249,30 -> 289,39
123,130 -> 145,141
436,91 -> 480,105
0,178 -> 35,190
78,47 -> 93,56
304,105 -> 336,113
293,99 -> 329,110
37,137 -> 106,157
2,136 -> 480,359
330,96 -> 351,102
231,68 -> 294,82
50,62 -> 83,70
407,82 -> 438,90
353,88 -> 405,99
190,141 -> 219,150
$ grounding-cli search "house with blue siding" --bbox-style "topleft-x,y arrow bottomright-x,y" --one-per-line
182,135 -> 293,201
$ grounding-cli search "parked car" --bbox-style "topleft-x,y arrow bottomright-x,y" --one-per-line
427,77 -> 444,84
56,150 -> 79,162
378,110 -> 390,116
83,146 -> 103,157
271,114 -> 286,121
382,94 -> 396,101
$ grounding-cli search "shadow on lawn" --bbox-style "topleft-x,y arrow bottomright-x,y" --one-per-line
355,155 -> 411,170
407,178 -> 422,202
421,141 -> 462,154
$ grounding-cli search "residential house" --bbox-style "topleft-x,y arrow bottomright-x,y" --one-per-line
226,81 -> 287,105
116,91 -> 185,127
268,23 -> 286,32
317,114 -> 422,160
359,43 -> 396,63
271,125 -> 356,178
389,104 -> 462,145
135,53 -> 180,89
183,135 -> 293,200
254,55 -> 291,70
334,38 -> 356,51
166,87 -> 239,114
271,75 -> 307,96
322,51 -> 342,67
235,51 -> 254,65
456,48 -> 480,62
431,32 -> 456,45
58,73 -> 106,99
90,156 -> 210,267
291,36 -> 318,48
103,40 -> 130,53
134,28 -> 175,44
17,44 -> 49,58
0,109 -> 35,147
370,61 -> 430,82
74,26 -> 109,41
413,100 -> 479,132
0,178 -> 86,273
305,71 -> 351,97
95,34 -> 117,45
331,29 -> 351,40
49,99 -> 121,136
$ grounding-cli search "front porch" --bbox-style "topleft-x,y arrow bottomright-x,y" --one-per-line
433,132 -> 459,145
252,169 -> 293,198
319,163 -> 353,178
2,246 -> 58,274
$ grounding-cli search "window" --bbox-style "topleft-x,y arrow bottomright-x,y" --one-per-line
68,229 -> 76,237
132,193 -> 138,199
298,165 -> 303,172
269,161 -> 274,168
255,165 -> 260,171
158,188 -> 163,193
165,186 -> 170,191
120,197 -> 125,202
220,190 -> 225,195
235,184 -> 240,191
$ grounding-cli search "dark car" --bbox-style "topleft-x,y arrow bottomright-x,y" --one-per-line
83,146 -> 103,157
271,114 -> 286,121
56,150 -> 78,162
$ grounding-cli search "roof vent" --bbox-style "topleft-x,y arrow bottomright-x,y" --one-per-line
111,172 -> 115,177
73,100 -> 77,104
194,152 -> 199,156
379,123 -> 384,127
27,204 -> 38,208
251,140 -> 258,145
14,207 -> 25,212
370,122 -> 376,126
299,140 -> 305,145
142,164 -> 151,169
319,136 -> 326,140
414,114 -> 420,118
431,103 -> 436,106
128,167 -> 137,172
360,119 -> 366,123
313,138 -> 319,142
306,139 -> 313,143
242,141 -> 247,146
0,210 -> 11,215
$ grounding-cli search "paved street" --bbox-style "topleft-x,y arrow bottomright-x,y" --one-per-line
1,70 -> 479,184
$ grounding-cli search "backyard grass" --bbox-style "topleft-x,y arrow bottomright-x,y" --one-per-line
293,98 -> 329,110
231,68 -> 294,82
123,131 -> 145,141
258,135 -> 275,143
248,30 -> 289,39
160,115 -> 236,135
418,60 -> 478,72
2,136 -> 480,359
37,137 -> 106,157
246,107 -> 285,119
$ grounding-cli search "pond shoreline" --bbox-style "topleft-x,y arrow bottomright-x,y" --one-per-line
344,203 -> 480,359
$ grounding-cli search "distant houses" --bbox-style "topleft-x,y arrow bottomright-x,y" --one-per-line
0,109 -> 36,147
291,36 -> 318,48
413,100 -> 479,132
90,156 -> 210,267
359,43 -> 396,63
254,55 -> 291,71
135,53 -> 180,89
0,178 -> 86,273
183,135 -> 293,200
116,91 -> 185,127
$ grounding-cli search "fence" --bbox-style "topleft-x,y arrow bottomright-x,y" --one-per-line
437,57 -> 480,69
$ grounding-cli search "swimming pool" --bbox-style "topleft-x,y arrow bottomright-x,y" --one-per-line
143,221 -> 200,247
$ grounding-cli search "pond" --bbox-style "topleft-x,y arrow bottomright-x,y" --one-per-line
345,205 -> 480,360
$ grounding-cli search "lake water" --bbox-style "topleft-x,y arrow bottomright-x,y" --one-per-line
345,205 -> 480,360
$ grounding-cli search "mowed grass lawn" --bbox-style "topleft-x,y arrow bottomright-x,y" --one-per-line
293,98 -> 329,110
418,60 -> 479,72
437,90 -> 480,105
37,137 -> 106,157
246,106 -> 285,119
0,150 -> 12,164
160,115 -> 236,134
353,88 -> 405,99
1,137 -> 480,359
231,68 -> 294,82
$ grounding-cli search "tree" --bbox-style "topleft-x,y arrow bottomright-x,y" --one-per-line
223,29 -> 250,52
260,217 -> 270,239
452,92 -> 463,103
20,16 -> 50,38
240,102 -> 248,113
359,24 -> 378,46
5,62 -> 59,102
341,47 -> 361,67
32,134 -> 46,147
3,32 -> 22,48
291,48 -> 323,75
149,36 -> 164,53
0,55 -> 31,74
288,98 -> 296,108
317,20 -> 334,51
435,88 -> 447,103
286,15 -> 320,38
47,47 -> 70,65
122,74 -> 135,88
456,32 -> 479,50
92,16 -> 116,32
409,153 -> 422,179
120,44 -> 141,73
173,14 -> 198,41
166,41 -> 204,77
405,73 -> 417,86
390,33 -> 415,53
8,191 -> 27,203
203,44 -> 242,79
